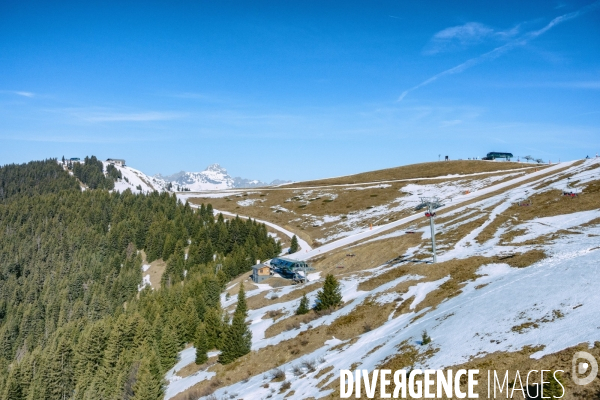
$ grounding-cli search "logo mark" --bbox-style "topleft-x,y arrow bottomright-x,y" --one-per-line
572,351 -> 598,386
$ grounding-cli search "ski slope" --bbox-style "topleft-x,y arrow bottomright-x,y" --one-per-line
106,162 -> 167,194
166,158 -> 600,400
287,160 -> 576,261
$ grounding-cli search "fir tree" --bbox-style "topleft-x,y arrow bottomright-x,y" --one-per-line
2,364 -> 23,400
218,286 -> 252,364
203,308 -> 223,350
182,298 -> 199,343
162,234 -> 176,261
46,336 -> 75,400
543,371 -> 565,399
235,283 -> 248,318
131,359 -> 163,400
289,235 -> 299,253
314,274 -> 342,311
158,327 -> 178,369
75,321 -> 108,386
421,330 -> 432,345
296,293 -> 310,315
194,323 -> 208,365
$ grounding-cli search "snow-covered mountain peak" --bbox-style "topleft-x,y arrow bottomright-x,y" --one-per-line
112,162 -> 290,192
205,163 -> 227,173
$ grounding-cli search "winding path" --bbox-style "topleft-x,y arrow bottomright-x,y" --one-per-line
183,161 -> 577,262
183,202 -> 313,254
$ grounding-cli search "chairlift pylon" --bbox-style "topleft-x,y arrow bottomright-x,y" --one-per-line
416,197 -> 443,263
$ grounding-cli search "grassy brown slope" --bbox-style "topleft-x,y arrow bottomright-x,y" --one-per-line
283,160 -> 539,188
187,166 -> 533,244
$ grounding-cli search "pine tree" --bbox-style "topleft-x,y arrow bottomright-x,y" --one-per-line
543,371 -> 565,399
218,286 -> 252,364
296,293 -> 310,315
289,235 -> 299,253
218,312 -> 252,365
2,363 -> 23,400
131,359 -> 163,400
203,308 -> 222,350
421,330 -> 431,345
314,274 -> 342,311
46,336 -> 75,400
194,295 -> 206,322
158,327 -> 178,370
162,234 -> 176,261
194,323 -> 208,365
182,298 -> 199,343
235,283 -> 247,318
77,321 -> 108,368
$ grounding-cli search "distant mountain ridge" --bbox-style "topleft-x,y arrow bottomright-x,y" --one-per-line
154,163 -> 290,191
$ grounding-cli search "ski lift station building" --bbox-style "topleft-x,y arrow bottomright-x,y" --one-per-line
483,152 -> 513,161
251,263 -> 271,283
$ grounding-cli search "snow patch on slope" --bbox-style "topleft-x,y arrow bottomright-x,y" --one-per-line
106,162 -> 167,194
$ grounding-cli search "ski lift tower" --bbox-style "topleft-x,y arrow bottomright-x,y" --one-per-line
416,197 -> 444,263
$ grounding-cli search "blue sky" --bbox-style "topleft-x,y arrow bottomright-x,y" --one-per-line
1,1 -> 599,181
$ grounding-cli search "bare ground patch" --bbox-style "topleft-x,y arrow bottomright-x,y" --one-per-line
264,310 -> 326,339
139,250 -> 166,289
325,299 -> 396,340
312,232 -> 424,280
244,281 -> 321,312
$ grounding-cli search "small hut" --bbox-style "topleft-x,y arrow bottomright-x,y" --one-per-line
251,262 -> 271,283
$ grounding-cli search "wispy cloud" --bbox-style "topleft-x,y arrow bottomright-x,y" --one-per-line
15,91 -> 35,98
423,22 -> 520,55
1,90 -> 36,97
400,1 -> 600,101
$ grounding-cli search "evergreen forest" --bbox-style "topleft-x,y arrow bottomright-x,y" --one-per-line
0,158 -> 281,399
